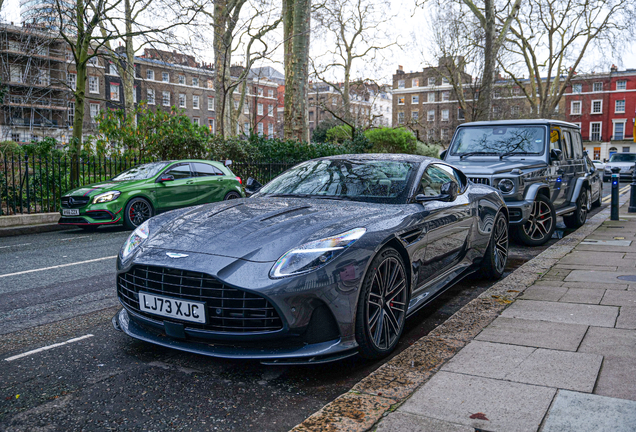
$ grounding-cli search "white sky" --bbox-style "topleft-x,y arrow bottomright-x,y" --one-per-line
2,0 -> 634,84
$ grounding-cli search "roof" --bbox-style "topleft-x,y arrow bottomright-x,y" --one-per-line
457,119 -> 580,129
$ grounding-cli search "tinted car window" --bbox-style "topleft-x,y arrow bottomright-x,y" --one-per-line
192,162 -> 223,177
418,165 -> 456,197
572,131 -> 583,158
562,130 -> 574,159
550,128 -> 563,154
609,153 -> 636,162
164,164 -> 191,180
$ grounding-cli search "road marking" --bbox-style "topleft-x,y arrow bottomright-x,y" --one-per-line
602,185 -> 631,202
59,236 -> 91,241
0,243 -> 32,249
4,334 -> 94,362
0,256 -> 117,278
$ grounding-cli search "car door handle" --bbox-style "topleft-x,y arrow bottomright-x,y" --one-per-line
186,180 -> 194,185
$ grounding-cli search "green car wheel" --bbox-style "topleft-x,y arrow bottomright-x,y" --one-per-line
124,197 -> 154,229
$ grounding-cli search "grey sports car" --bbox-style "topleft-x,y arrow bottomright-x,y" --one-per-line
113,154 -> 509,364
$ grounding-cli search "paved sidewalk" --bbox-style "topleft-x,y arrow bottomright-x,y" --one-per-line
375,205 -> 636,432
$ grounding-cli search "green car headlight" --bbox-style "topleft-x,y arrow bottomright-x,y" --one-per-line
93,190 -> 121,204
270,228 -> 366,278
121,220 -> 150,260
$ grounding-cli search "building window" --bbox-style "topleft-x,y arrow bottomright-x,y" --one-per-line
88,76 -> 99,94
244,103 -> 249,114
89,103 -> 100,123
572,83 -> 582,93
68,73 -> 76,90
614,122 -> 625,140
162,91 -> 170,106
68,102 -> 75,125
398,80 -> 405,89
208,118 -> 215,133
571,101 -> 582,115
87,57 -> 98,66
332,97 -> 337,105
615,100 -> 625,113
268,123 -> 274,136
234,100 -> 239,109
513,87 -> 521,95
590,122 -> 601,141
192,77 -> 199,86
593,82 -> 603,92
412,78 -> 419,87
268,89 -> 274,97
268,104 -> 274,116
193,117 -> 200,126
591,100 -> 602,114
427,92 -> 435,103
179,93 -> 186,108
617,80 -> 627,91
257,87 -> 264,96
398,96 -> 405,105
441,77 -> 449,85
257,122 -> 264,136
428,77 -> 435,86
257,103 -> 264,115
208,97 -> 215,111
458,108 -> 465,120
623,146 -> 630,152
179,75 -> 185,85
412,95 -> 419,104
133,87 -> 137,103
207,80 -> 213,89
146,69 -> 154,80
10,65 -> 22,83
397,112 -> 404,124
442,91 -> 450,101
412,111 -> 419,121
427,129 -> 435,141
147,88 -> 155,105
110,83 -> 120,101
109,63 -> 118,76
427,110 -> 435,121
441,109 -> 449,121
243,122 -> 250,134
193,95 -> 200,109
511,106 -> 520,117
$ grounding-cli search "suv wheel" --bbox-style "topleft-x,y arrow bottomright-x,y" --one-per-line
564,187 -> 588,229
516,194 -> 556,246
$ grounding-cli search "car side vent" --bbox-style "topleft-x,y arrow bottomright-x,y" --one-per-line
469,177 -> 490,186
399,228 -> 423,244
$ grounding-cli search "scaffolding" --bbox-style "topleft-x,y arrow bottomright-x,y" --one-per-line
0,22 -> 72,144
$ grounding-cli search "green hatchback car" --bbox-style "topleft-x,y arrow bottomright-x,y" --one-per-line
59,159 -> 244,230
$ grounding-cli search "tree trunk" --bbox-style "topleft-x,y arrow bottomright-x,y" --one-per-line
475,0 -> 495,121
213,1 -> 232,137
283,0 -> 310,142
123,0 -> 135,124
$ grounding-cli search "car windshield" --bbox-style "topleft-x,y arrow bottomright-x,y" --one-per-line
609,154 -> 636,163
111,162 -> 170,181
258,159 -> 417,204
450,126 -> 546,156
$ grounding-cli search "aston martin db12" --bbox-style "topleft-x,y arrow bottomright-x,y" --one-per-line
113,154 -> 509,364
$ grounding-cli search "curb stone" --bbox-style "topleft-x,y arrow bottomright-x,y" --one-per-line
290,200 -> 620,432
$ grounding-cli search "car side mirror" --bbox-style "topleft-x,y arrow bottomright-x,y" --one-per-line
415,181 -> 458,203
245,177 -> 263,196
158,174 -> 174,182
224,159 -> 232,167
439,150 -> 447,160
550,149 -> 563,161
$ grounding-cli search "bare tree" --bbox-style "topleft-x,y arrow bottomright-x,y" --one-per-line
499,0 -> 636,118
283,0 -> 311,141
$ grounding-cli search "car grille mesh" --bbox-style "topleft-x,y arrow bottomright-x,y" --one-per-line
469,177 -> 490,186
118,265 -> 283,333
61,196 -> 91,208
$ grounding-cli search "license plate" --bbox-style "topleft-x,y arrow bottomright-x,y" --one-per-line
62,209 -> 79,216
138,292 -> 206,324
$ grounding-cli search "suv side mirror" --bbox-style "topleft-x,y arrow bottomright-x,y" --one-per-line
550,149 -> 563,161
439,150 -> 447,160
158,174 -> 174,182
415,181 -> 458,203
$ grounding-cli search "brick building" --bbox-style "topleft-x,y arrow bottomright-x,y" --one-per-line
565,66 -> 636,160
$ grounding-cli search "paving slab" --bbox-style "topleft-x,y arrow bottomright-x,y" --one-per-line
558,251 -> 635,267
376,412 -> 473,432
589,356 -> 636,401
440,341 -> 535,379
505,349 -> 603,393
554,264 -> 618,271
601,290 -> 636,307
615,306 -> 636,330
520,285 -> 567,302
565,270 -> 636,284
559,288 -> 605,305
562,281 -> 627,290
398,372 -> 556,432
542,390 -> 636,432
475,317 -> 588,351
578,327 -> 636,359
500,300 -> 619,327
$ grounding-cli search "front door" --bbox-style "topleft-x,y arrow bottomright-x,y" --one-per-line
154,163 -> 199,212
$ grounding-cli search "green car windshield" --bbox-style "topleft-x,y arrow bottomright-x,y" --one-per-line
112,162 -> 170,181
451,126 -> 546,155
258,159 -> 416,204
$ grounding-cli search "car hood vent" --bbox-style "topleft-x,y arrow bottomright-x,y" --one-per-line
399,228 -> 423,244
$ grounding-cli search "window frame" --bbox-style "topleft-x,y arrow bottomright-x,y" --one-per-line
591,100 -> 603,114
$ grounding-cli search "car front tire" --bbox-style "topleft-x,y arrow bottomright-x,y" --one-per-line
515,194 -> 556,246
480,212 -> 508,280
355,247 -> 409,360
224,191 -> 241,200
124,197 -> 154,229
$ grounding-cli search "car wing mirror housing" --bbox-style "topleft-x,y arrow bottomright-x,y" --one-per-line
550,148 -> 563,161
415,181 -> 458,203
224,159 -> 232,167
439,149 -> 447,160
158,174 -> 174,182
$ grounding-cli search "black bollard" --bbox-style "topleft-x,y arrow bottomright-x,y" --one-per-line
611,167 -> 620,220
629,162 -> 636,213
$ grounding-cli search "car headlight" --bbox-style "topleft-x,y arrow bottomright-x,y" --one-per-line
270,228 -> 366,278
93,191 -> 121,203
121,220 -> 149,260
497,179 -> 515,194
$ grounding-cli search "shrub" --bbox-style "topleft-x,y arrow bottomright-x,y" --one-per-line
414,142 -> 441,158
312,118 -> 343,143
326,125 -> 353,143
364,127 -> 417,154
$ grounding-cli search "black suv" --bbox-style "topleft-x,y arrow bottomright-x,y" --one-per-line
442,120 -> 591,246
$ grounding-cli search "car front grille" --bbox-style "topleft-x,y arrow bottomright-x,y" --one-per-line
118,265 -> 283,333
469,177 -> 490,186
61,196 -> 91,208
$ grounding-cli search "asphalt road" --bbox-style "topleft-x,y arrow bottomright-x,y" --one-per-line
0,186 -> 619,431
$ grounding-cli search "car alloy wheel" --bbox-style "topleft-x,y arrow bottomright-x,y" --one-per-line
124,198 -> 153,229
493,215 -> 508,275
586,188 -> 592,212
523,199 -> 554,242
224,191 -> 241,200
